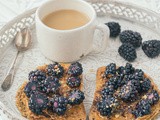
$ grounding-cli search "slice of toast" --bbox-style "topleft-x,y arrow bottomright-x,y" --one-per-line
89,66 -> 160,120
16,63 -> 86,120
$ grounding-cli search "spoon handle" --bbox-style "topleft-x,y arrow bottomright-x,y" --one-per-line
1,51 -> 19,91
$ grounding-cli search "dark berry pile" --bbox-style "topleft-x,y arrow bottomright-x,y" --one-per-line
118,43 -> 137,62
120,30 -> 142,48
46,62 -> 64,78
105,22 -> 121,37
142,40 -> 160,58
97,63 -> 159,118
24,62 -> 85,116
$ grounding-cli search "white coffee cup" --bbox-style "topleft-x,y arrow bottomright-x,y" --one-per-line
36,0 -> 110,62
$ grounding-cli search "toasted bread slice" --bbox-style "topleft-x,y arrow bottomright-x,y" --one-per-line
16,64 -> 86,120
89,66 -> 160,120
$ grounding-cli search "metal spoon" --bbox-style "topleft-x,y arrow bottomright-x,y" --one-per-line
1,28 -> 31,91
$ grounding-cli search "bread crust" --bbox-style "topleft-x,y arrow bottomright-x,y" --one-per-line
89,66 -> 160,120
16,64 -> 86,120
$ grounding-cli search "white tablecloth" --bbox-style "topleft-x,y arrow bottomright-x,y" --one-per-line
0,0 -> 160,119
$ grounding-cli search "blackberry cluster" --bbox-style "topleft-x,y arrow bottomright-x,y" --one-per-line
101,85 -> 114,98
28,70 -> 46,85
68,62 -> 83,76
24,81 -> 40,98
46,62 -> 64,78
140,78 -> 151,92
120,30 -> 142,48
105,22 -> 121,37
119,84 -> 138,102
42,76 -> 60,94
132,100 -> 151,118
105,63 -> 116,77
97,96 -> 118,116
67,76 -> 81,88
142,40 -> 160,58
134,69 -> 144,81
68,89 -> 85,105
29,92 -> 49,115
50,96 -> 68,116
118,43 -> 137,62
145,90 -> 159,105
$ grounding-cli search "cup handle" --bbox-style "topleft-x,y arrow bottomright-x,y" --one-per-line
93,24 -> 110,52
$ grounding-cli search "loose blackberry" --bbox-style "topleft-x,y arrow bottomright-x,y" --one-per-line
105,63 -> 116,77
144,90 -> 159,105
50,96 -> 68,115
29,92 -> 49,115
142,40 -> 160,58
140,78 -> 151,92
24,81 -> 40,98
42,76 -> 60,93
29,70 -> 46,85
67,76 -> 81,88
132,100 -> 151,118
119,84 -> 138,102
68,89 -> 85,105
101,85 -> 115,98
120,30 -> 142,48
46,62 -> 64,78
97,99 -> 112,116
118,43 -> 137,62
105,22 -> 121,37
68,62 -> 83,76
124,63 -> 135,75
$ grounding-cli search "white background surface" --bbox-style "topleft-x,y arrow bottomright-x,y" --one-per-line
0,0 -> 160,119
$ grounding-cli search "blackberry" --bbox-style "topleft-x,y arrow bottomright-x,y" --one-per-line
106,76 -> 124,90
134,69 -> 144,81
132,100 -> 151,118
68,62 -> 83,76
68,89 -> 85,105
105,22 -> 121,37
29,92 -> 49,115
24,81 -> 40,98
105,63 -> 116,77
42,76 -> 60,93
140,78 -> 151,92
101,85 -> 114,98
46,62 -> 64,78
124,63 -> 135,75
145,90 -> 159,105
50,96 -> 68,116
29,70 -> 46,85
119,84 -> 138,102
120,30 -> 142,48
67,76 -> 81,88
116,66 -> 125,76
142,40 -> 160,58
124,75 -> 141,92
118,43 -> 137,62
97,97 -> 118,117
97,99 -> 112,116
